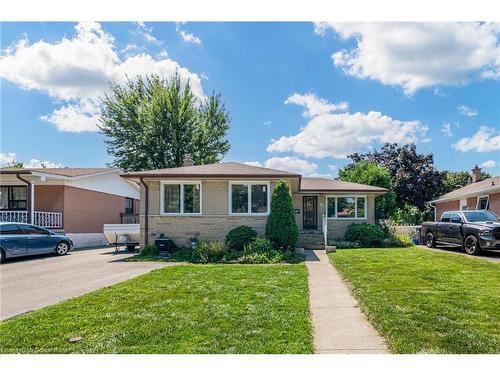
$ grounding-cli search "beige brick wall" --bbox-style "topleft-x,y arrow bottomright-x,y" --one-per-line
142,214 -> 269,246
141,178 -> 283,216
139,178 -> 378,246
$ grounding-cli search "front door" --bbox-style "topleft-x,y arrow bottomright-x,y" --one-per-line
303,196 -> 317,230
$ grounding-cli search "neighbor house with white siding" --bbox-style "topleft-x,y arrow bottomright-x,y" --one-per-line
0,168 -> 140,247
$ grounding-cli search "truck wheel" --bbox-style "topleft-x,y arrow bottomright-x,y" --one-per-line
425,232 -> 436,248
463,235 -> 481,255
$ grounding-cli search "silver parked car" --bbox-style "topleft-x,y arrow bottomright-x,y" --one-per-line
0,222 -> 73,263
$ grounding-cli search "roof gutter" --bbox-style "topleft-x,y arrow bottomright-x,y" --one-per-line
140,177 -> 149,247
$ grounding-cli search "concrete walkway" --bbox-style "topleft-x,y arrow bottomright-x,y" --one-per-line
305,250 -> 388,354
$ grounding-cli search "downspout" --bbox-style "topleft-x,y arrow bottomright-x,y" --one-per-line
140,177 -> 149,246
16,173 -> 32,224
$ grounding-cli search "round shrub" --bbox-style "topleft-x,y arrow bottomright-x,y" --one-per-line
265,180 -> 299,251
344,223 -> 385,247
225,226 -> 257,251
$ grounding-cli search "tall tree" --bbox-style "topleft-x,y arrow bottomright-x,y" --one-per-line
442,170 -> 491,194
338,161 -> 396,220
99,73 -> 230,171
348,143 -> 444,210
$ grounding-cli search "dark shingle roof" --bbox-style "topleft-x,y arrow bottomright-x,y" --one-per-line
431,176 -> 500,202
300,177 -> 388,192
122,162 -> 301,178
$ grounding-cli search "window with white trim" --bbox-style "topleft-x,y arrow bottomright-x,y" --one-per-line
229,182 -> 269,215
476,195 -> 489,210
326,196 -> 367,219
161,182 -> 201,215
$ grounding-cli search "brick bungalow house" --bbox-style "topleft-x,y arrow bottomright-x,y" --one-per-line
429,165 -> 500,220
0,168 -> 140,247
122,157 -> 387,249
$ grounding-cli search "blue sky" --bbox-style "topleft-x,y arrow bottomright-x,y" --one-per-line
1,22 -> 499,176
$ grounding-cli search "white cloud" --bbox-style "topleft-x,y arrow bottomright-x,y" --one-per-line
454,126 -> 500,152
0,22 -> 204,132
262,120 -> 272,126
135,22 -> 159,44
458,105 -> 478,116
24,159 -> 65,168
441,123 -> 453,137
176,23 -> 202,45
0,152 -> 63,168
245,156 -> 319,176
480,160 -> 496,168
285,93 -> 348,117
268,93 -> 427,159
0,152 -> 17,165
315,22 -> 500,95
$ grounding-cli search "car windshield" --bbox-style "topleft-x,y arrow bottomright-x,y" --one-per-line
462,211 -> 499,222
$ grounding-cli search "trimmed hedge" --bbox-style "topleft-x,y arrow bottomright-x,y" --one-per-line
265,180 -> 299,251
344,223 -> 385,247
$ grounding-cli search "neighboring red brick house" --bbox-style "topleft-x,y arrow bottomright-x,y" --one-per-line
429,165 -> 500,220
0,168 -> 140,246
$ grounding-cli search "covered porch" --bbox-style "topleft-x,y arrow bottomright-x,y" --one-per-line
0,170 -> 63,228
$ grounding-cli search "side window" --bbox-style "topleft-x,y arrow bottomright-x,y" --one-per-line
451,214 -> 462,223
476,196 -> 489,210
19,225 -> 49,235
0,224 -> 22,235
441,212 -> 452,222
125,197 -> 134,214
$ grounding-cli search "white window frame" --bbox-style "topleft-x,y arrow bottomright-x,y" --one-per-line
476,195 -> 489,210
160,181 -> 202,216
460,198 -> 468,211
325,195 -> 368,220
228,181 -> 270,216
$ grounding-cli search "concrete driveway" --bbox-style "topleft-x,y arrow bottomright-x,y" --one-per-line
421,245 -> 500,263
0,247 -> 172,320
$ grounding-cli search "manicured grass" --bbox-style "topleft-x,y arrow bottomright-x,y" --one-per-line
329,247 -> 500,354
0,264 -> 312,354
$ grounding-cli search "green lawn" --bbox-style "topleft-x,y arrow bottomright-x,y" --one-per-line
329,247 -> 500,354
0,264 -> 313,354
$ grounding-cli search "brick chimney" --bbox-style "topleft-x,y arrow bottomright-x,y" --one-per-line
471,164 -> 481,183
182,154 -> 195,167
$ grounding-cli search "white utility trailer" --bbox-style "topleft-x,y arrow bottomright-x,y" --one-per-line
103,223 -> 140,252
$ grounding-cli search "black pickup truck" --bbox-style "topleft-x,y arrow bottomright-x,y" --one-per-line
421,210 -> 500,255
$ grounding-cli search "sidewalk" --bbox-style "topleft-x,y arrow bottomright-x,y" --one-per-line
305,250 -> 388,354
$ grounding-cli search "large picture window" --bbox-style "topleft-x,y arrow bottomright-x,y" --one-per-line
326,196 -> 367,219
0,186 -> 27,210
230,182 -> 269,215
161,182 -> 201,215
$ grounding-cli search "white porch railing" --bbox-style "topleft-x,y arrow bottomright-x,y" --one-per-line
0,210 -> 62,228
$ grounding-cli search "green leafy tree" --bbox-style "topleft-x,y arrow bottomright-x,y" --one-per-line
442,170 -> 491,193
338,161 -> 396,219
265,180 -> 299,251
99,73 -> 230,171
348,143 -> 445,210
